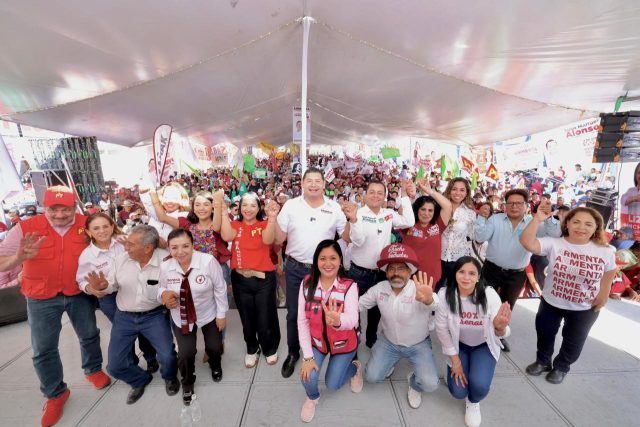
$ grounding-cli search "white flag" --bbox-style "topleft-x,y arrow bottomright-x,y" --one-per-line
153,124 -> 173,185
0,134 -> 23,200
324,162 -> 335,183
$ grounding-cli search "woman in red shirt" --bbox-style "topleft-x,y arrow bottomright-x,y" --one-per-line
214,191 -> 281,368
402,179 -> 452,285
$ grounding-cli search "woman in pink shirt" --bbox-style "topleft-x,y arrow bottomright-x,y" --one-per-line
297,240 -> 363,423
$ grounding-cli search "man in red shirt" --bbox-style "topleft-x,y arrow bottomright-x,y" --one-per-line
0,186 -> 110,427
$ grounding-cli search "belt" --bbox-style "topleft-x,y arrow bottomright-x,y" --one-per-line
122,305 -> 165,316
485,260 -> 525,274
350,262 -> 379,274
288,257 -> 312,269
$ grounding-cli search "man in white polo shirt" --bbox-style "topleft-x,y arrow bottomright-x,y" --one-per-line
360,243 -> 439,409
344,179 -> 414,348
276,167 -> 347,378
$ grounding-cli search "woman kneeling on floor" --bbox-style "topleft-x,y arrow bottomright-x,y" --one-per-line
435,256 -> 512,427
158,229 -> 229,404
298,239 -> 363,423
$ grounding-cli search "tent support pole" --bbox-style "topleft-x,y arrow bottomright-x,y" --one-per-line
300,16 -> 313,174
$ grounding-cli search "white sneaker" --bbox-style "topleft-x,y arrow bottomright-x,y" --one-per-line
245,352 -> 259,368
300,397 -> 318,423
407,373 -> 422,409
266,353 -> 278,365
385,366 -> 395,379
465,399 -> 481,427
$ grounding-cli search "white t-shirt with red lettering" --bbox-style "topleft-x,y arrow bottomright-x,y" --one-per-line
539,237 -> 616,311
459,297 -> 485,347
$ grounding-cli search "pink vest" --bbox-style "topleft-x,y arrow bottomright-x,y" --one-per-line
304,276 -> 358,355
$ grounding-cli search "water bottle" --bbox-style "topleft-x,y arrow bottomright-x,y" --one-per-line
190,394 -> 202,422
180,404 -> 193,427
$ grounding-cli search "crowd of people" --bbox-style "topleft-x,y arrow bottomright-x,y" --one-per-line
0,152 -> 636,427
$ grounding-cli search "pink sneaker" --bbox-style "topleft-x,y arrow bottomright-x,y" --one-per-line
350,360 -> 363,393
300,397 -> 318,423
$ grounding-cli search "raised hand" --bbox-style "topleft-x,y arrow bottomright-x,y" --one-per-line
213,189 -> 225,205
416,178 -> 432,195
405,181 -> 417,200
492,302 -> 512,331
264,200 -> 280,219
161,290 -> 180,309
321,298 -> 344,328
17,233 -> 46,262
535,199 -> 553,221
85,271 -> 109,291
413,271 -> 434,304
342,202 -> 358,223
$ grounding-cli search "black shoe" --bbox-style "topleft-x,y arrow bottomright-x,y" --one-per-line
126,375 -> 152,405
212,368 -> 223,383
500,338 -> 511,353
545,368 -> 567,384
165,378 -> 180,396
525,361 -> 552,376
281,353 -> 299,378
182,384 -> 194,404
146,359 -> 159,374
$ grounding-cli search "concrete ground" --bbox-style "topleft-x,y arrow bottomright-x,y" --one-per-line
0,298 -> 638,427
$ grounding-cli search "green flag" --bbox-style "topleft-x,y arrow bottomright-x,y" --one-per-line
381,147 -> 401,159
239,181 -> 247,196
440,155 -> 446,177
416,165 -> 425,180
470,170 -> 478,190
243,154 -> 255,173
253,168 -> 267,179
452,160 -> 460,178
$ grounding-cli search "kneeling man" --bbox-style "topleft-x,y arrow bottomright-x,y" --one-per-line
359,243 -> 439,409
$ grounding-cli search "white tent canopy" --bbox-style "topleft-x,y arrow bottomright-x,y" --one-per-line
1,0 -> 640,148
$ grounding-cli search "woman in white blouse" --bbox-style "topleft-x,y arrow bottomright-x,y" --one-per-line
76,212 -> 158,371
435,256 -> 512,427
158,228 -> 228,403
437,178 -> 477,290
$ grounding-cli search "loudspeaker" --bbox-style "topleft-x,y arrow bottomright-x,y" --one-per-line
30,170 -> 70,206
594,111 -> 640,163
586,201 -> 613,226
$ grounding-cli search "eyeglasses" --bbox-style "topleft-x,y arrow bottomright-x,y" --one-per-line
505,202 -> 526,207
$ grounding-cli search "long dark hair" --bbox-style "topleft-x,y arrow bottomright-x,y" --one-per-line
186,192 -> 214,224
412,196 -> 441,226
445,256 -> 487,315
237,192 -> 265,222
305,239 -> 347,302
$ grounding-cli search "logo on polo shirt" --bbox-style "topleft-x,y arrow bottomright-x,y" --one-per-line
362,216 -> 376,223
320,209 -> 333,214
384,214 -> 393,222
195,275 -> 206,284
78,227 -> 85,235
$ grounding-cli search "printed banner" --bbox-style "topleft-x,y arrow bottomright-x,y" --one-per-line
153,124 -> 173,185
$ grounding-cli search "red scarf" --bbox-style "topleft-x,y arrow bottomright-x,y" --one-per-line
179,268 -> 197,335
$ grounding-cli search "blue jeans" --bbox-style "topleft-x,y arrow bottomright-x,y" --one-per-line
365,333 -> 439,393
98,293 -> 156,362
284,258 -> 311,354
447,342 -> 497,403
301,347 -> 357,399
27,293 -> 103,398
107,307 -> 178,388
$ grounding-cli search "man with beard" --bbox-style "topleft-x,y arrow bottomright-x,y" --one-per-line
359,244 -> 439,409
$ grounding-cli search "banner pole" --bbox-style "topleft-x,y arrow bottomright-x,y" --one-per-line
300,16 -> 314,174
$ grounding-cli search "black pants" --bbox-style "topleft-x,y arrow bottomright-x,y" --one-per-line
284,257 -> 311,355
231,270 -> 280,357
347,263 -> 386,347
481,260 -> 527,310
535,298 -> 599,373
172,320 -> 222,387
435,260 -> 458,292
530,254 -> 549,289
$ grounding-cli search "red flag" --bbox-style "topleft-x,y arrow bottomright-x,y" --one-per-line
485,163 -> 499,181
460,156 -> 474,173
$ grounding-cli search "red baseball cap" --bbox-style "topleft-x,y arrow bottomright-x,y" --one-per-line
43,185 -> 75,208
